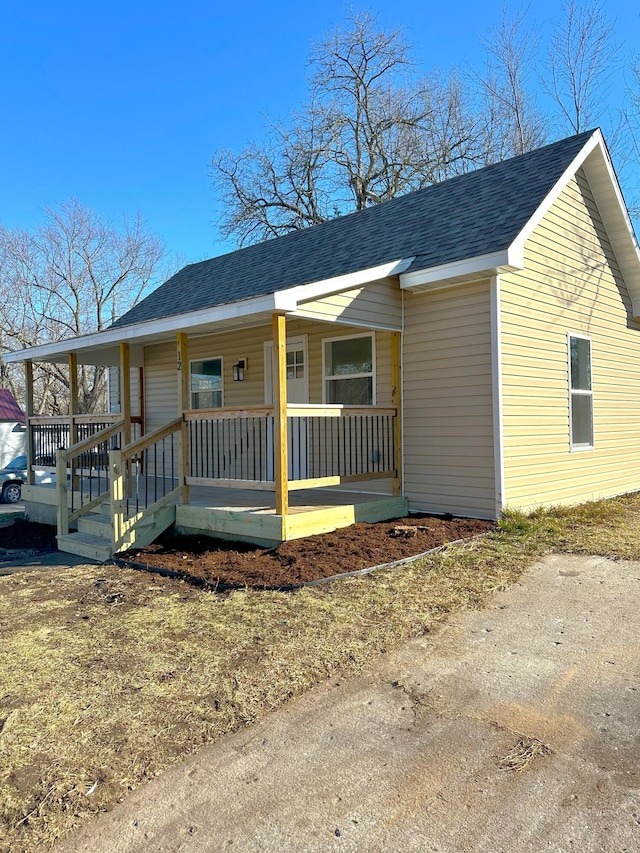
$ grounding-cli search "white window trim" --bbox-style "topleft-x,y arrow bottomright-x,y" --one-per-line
107,365 -> 120,414
189,355 -> 224,409
263,335 -> 309,405
568,333 -> 594,452
322,331 -> 376,405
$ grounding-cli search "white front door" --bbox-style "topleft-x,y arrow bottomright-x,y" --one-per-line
265,337 -> 309,480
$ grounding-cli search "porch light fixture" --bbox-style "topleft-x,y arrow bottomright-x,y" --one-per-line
233,358 -> 247,381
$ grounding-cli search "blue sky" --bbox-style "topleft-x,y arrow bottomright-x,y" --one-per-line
1,0 -> 639,264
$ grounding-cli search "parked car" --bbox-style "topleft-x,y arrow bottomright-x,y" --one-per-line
0,454 -> 55,503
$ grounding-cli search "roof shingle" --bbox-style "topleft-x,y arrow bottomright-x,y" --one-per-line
112,130 -> 594,329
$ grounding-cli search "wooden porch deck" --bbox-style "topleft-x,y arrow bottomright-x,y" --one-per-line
179,485 -> 408,546
23,480 -> 408,548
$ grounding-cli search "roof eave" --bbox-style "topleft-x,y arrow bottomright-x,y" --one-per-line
4,291 -> 297,365
399,249 -> 522,292
4,258 -> 413,365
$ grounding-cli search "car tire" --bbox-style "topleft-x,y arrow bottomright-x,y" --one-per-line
2,482 -> 22,504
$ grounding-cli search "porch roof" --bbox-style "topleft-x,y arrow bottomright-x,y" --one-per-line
5,259 -> 409,365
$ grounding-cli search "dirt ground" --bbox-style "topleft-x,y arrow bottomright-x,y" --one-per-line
54,553 -> 640,853
0,515 -> 494,588
0,519 -> 58,551
120,514 -> 493,589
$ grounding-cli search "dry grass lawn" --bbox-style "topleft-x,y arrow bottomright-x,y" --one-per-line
2,493 -> 640,852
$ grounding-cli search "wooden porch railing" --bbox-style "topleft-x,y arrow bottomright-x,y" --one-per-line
110,417 -> 183,552
56,419 -> 126,536
50,405 -> 397,547
30,414 -> 142,471
286,405 -> 397,490
54,416 -> 182,552
31,414 -> 120,468
184,404 -> 397,491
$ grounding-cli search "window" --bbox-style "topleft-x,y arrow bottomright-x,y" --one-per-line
190,358 -> 223,409
286,348 -> 305,380
569,335 -> 593,449
323,334 -> 374,405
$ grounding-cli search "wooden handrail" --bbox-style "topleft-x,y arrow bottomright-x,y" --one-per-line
184,406 -> 275,421
121,416 -> 182,461
183,405 -> 396,420
66,420 -> 125,461
285,405 -> 396,418
29,413 -> 121,425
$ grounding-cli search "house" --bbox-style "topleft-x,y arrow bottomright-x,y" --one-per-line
6,128 -> 640,560
0,389 -> 26,468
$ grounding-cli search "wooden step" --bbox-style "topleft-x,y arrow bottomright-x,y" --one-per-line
62,505 -> 177,560
113,505 -> 176,553
57,531 -> 113,562
77,513 -> 112,539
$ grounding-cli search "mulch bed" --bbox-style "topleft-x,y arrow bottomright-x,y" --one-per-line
120,514 -> 494,589
0,515 -> 494,589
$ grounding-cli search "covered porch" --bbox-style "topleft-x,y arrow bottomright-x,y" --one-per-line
13,288 -> 406,558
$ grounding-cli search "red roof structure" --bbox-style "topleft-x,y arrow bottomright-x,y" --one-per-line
0,389 -> 26,423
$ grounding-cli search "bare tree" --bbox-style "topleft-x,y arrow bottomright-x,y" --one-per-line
618,60 -> 640,218
476,8 -> 547,158
211,12 -> 484,246
0,199 -> 168,414
211,8 -> 634,248
213,104 -> 333,245
544,0 -> 617,134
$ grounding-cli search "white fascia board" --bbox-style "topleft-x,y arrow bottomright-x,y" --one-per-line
510,129 -> 640,317
510,130 -> 603,257
399,250 -> 518,291
4,291 -> 297,364
581,141 -> 640,317
284,258 -> 414,303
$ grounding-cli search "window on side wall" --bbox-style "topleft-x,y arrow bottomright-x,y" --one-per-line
569,334 -> 593,450
190,358 -> 223,409
323,333 -> 374,405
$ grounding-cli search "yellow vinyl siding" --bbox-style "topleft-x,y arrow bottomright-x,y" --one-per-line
500,168 -> 640,509
108,366 -> 141,417
402,280 -> 496,518
294,278 -> 402,330
142,342 -> 175,432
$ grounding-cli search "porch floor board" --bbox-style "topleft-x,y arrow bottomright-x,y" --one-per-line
186,485 -> 392,514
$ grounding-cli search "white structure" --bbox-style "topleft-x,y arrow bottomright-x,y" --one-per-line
0,389 -> 26,468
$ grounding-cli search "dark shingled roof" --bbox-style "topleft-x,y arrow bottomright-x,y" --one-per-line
112,130 -> 594,329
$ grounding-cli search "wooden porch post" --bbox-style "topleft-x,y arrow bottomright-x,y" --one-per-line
119,343 -> 133,498
110,448 -> 124,550
391,331 -> 403,497
25,360 -> 35,486
273,312 -> 289,517
57,449 -> 69,536
177,332 -> 190,504
119,343 -> 132,445
68,352 -> 79,492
